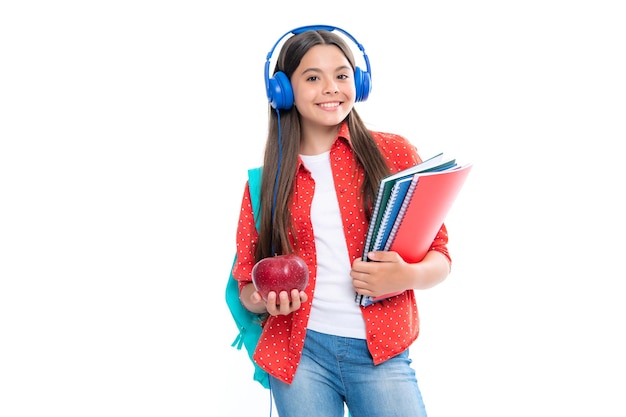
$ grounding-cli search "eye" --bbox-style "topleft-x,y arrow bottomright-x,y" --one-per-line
306,75 -> 320,82
337,74 -> 349,80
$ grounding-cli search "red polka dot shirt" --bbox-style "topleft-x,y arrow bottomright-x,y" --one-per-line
233,122 -> 450,385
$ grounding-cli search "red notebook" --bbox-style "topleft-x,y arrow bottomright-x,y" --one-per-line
387,163 -> 473,263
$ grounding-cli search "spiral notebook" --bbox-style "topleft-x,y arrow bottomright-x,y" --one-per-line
357,157 -> 472,307
371,176 -> 414,252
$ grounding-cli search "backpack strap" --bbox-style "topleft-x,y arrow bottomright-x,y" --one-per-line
248,167 -> 262,230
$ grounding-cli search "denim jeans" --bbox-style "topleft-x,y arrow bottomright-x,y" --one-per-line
269,329 -> 428,417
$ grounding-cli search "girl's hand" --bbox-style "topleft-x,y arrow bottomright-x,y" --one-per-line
351,251 -> 411,298
351,249 -> 451,295
250,289 -> 308,316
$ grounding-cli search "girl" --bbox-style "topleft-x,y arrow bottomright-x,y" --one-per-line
232,26 -> 451,417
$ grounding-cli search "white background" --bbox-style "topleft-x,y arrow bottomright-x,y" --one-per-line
1,1 -> 625,416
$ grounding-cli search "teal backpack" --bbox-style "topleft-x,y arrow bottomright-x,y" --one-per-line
226,167 -> 354,416
225,166 -> 269,389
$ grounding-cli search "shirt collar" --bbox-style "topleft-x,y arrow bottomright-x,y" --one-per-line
296,122 -> 352,172
336,121 -> 352,146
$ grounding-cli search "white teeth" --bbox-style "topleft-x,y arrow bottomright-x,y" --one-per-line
319,102 -> 340,108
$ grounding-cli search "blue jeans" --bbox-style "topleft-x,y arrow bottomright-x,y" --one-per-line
269,329 -> 428,417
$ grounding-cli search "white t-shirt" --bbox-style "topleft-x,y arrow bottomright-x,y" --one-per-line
300,151 -> 366,339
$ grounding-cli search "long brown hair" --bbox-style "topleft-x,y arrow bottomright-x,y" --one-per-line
256,29 -> 390,260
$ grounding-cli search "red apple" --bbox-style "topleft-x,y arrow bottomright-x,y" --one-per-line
251,254 -> 309,301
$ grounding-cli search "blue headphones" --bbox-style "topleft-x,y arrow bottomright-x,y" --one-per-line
264,25 -> 372,110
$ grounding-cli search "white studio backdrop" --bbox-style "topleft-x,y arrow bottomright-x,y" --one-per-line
1,1 -> 625,416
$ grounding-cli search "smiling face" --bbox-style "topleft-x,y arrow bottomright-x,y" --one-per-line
290,44 -> 356,138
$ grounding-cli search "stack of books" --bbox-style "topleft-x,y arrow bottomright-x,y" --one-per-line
356,153 -> 473,307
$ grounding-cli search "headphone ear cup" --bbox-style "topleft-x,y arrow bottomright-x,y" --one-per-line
268,71 -> 294,110
354,67 -> 371,102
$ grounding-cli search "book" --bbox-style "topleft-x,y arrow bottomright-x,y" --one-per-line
371,176 -> 414,252
357,157 -> 472,307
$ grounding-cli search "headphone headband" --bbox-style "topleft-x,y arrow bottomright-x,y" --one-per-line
264,25 -> 372,110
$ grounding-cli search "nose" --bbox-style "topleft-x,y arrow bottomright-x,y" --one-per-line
323,79 -> 339,94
